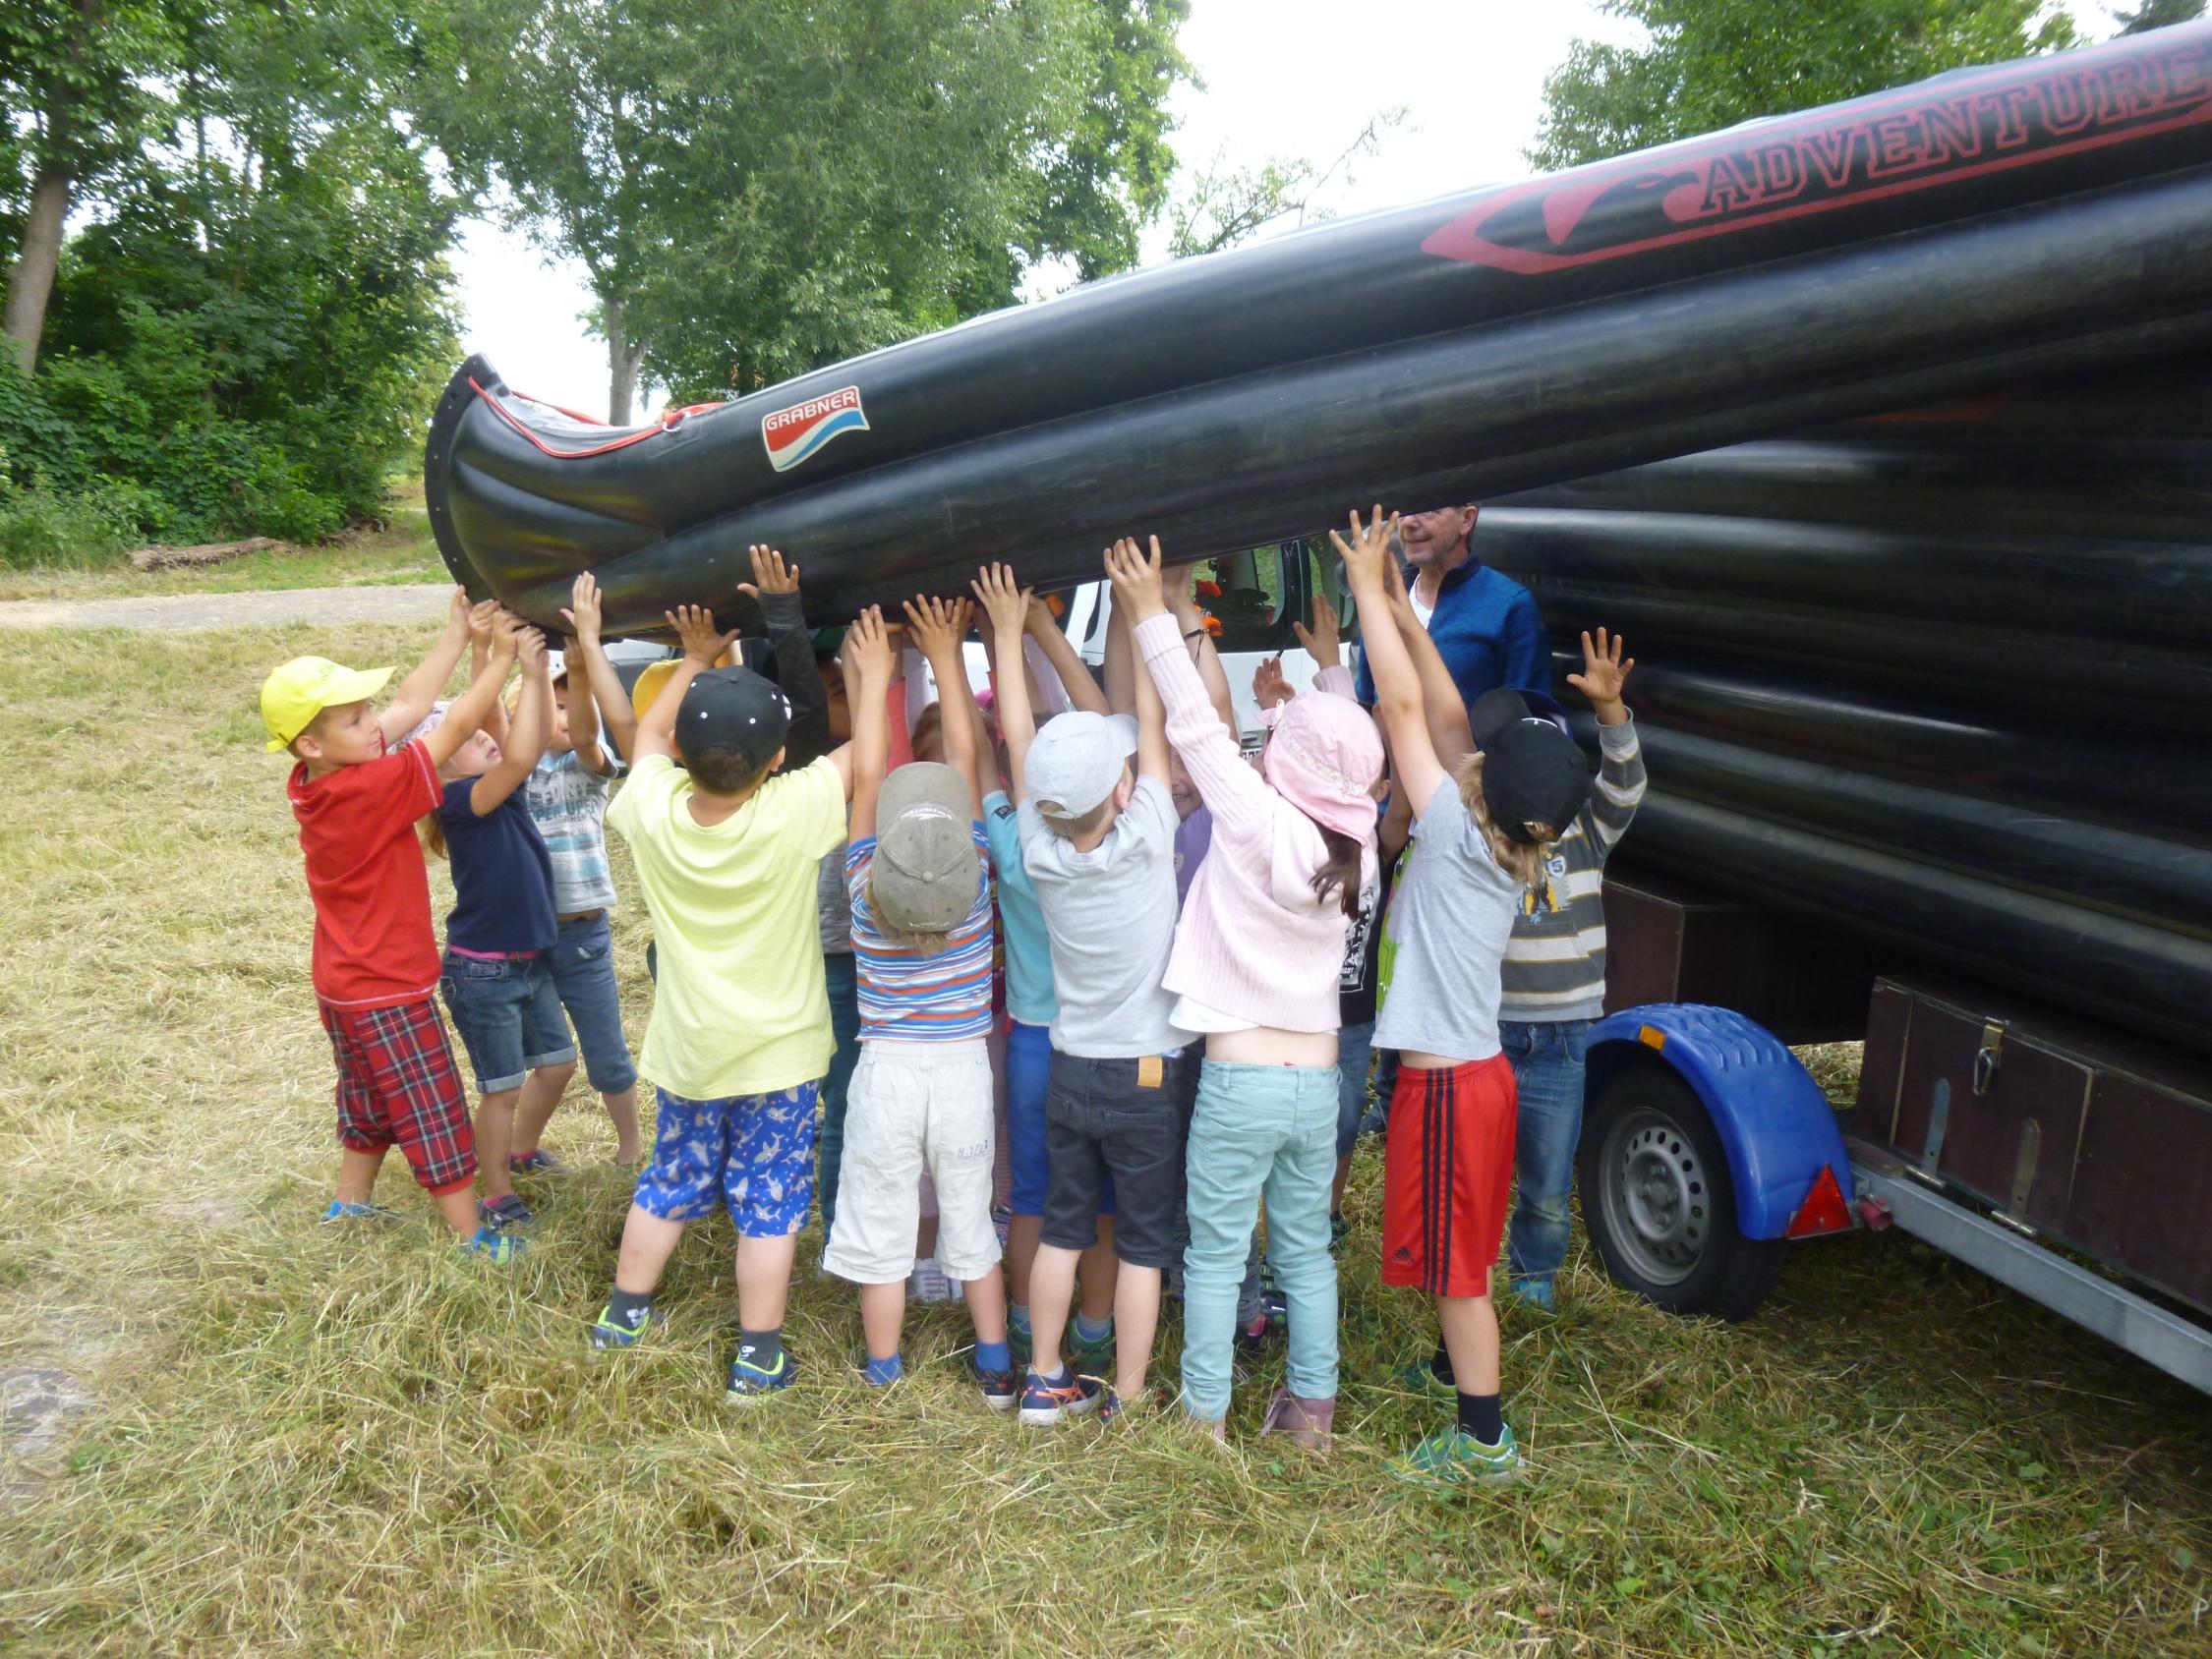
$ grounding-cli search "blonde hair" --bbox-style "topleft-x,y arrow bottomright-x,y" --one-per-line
865,870 -> 951,955
1041,793 -> 1116,840
1455,751 -> 1555,891
417,814 -> 447,860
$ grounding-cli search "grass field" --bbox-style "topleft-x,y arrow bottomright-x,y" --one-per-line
0,479 -> 448,601
1,618 -> 2207,1656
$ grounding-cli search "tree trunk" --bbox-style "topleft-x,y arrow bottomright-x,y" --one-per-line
606,294 -> 646,425
3,164 -> 71,374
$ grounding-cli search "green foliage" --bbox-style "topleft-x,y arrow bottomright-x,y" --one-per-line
0,0 -> 459,555
429,0 -> 1193,404
2116,0 -> 2207,30
1529,0 -> 2081,172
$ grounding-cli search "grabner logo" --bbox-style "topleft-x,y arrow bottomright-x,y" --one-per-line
761,384 -> 868,473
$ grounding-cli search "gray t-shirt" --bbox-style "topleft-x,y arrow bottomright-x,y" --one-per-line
1372,781 -> 1524,1063
1018,773 -> 1188,1058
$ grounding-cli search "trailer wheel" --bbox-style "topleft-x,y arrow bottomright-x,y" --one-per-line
1577,1063 -> 1785,1322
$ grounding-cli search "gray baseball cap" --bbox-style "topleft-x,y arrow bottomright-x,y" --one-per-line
873,762 -> 979,934
1026,711 -> 1132,822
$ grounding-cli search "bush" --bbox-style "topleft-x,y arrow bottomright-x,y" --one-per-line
0,477 -> 145,570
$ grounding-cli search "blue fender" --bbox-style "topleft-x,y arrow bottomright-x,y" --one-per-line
1584,1003 -> 1855,1239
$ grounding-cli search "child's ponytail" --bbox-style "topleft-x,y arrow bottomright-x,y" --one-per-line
417,813 -> 447,860
1455,751 -> 1554,891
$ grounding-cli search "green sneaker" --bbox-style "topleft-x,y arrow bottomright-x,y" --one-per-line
726,1348 -> 797,1403
589,1301 -> 663,1350
1070,1320 -> 1115,1373
1392,1424 -> 1522,1485
1391,1360 -> 1459,1403
461,1226 -> 527,1265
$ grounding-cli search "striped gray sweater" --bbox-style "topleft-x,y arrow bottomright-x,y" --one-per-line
1499,717 -> 1646,1025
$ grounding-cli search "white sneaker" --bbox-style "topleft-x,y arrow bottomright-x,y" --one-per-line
909,1256 -> 958,1303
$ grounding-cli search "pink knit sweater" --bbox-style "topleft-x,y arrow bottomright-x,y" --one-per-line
1138,611 -> 1365,1034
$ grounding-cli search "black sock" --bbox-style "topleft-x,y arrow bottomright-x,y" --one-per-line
738,1327 -> 783,1370
608,1287 -> 652,1328
1458,1391 -> 1504,1445
1430,1344 -> 1456,1387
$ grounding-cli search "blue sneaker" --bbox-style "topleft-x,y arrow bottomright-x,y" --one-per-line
1018,1367 -> 1103,1426
726,1348 -> 797,1403
971,1353 -> 1019,1413
1507,1277 -> 1557,1315
461,1226 -> 526,1264
478,1193 -> 535,1231
588,1301 -> 662,1350
320,1199 -> 404,1224
507,1149 -> 570,1177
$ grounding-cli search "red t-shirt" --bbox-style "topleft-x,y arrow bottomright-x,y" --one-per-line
287,739 -> 442,1008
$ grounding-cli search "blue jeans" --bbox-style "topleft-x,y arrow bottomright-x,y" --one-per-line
1501,1018 -> 1592,1287
1336,1018 -> 1375,1160
438,951 -> 575,1094
546,913 -> 637,1094
1181,1060 -> 1340,1421
815,952 -> 863,1230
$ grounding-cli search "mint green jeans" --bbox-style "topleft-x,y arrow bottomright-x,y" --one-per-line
1179,1058 -> 1341,1422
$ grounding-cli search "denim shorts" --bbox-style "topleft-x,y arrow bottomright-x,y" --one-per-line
1040,1049 -> 1193,1269
547,913 -> 637,1094
438,951 -> 576,1094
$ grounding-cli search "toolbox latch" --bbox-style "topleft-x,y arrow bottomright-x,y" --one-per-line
1972,1019 -> 2008,1098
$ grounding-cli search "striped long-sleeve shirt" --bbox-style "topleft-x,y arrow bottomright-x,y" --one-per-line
1498,717 -> 1646,1025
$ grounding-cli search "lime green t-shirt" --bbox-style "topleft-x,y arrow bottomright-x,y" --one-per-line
605,754 -> 848,1100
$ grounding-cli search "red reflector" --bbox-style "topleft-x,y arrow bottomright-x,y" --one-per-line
1786,1165 -> 1852,1238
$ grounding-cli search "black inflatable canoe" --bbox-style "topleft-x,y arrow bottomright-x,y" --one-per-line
427,24 -> 2212,633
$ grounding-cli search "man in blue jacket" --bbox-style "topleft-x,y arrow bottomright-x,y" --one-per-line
1351,503 -> 1550,710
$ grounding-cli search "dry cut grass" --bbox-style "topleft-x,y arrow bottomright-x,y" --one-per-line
0,620 -> 2207,1656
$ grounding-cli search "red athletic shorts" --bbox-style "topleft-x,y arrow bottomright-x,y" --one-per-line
1381,1054 -> 1518,1299
320,998 -> 478,1195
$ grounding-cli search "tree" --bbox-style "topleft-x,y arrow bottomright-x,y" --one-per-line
0,0 -> 175,372
430,0 -> 1193,418
1529,0 -> 2079,173
2115,0 -> 2206,31
1165,110 -> 1404,261
6,0 -> 460,543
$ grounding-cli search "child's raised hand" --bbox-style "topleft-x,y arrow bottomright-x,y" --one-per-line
1292,591 -> 1342,669
469,599 -> 503,651
446,586 -> 472,632
902,594 -> 969,661
559,571 -> 604,646
1566,626 -> 1634,714
1329,504 -> 1398,589
518,627 -> 550,673
737,543 -> 799,600
1161,559 -> 1200,620
489,606 -> 525,657
1252,656 -> 1293,710
845,604 -> 894,682
666,602 -> 737,666
1104,534 -> 1167,621
970,562 -> 1031,640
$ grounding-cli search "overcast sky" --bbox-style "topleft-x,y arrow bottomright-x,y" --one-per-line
448,0 -> 2124,420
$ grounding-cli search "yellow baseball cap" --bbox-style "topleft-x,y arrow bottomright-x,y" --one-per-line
261,656 -> 395,751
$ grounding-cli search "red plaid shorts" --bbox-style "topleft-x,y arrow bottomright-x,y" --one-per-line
319,998 -> 478,1195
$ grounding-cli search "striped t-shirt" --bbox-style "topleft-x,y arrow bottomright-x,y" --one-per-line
524,749 -> 617,914
1498,717 -> 1647,1024
846,826 -> 995,1042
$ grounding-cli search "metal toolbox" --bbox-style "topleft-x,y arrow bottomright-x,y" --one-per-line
1860,975 -> 2212,1318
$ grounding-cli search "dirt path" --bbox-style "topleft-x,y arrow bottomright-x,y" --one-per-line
0,584 -> 452,631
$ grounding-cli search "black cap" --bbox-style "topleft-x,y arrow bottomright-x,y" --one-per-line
1469,688 -> 1591,843
674,665 -> 791,772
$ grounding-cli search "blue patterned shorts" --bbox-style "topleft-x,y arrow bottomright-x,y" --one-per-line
633,1082 -> 819,1236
